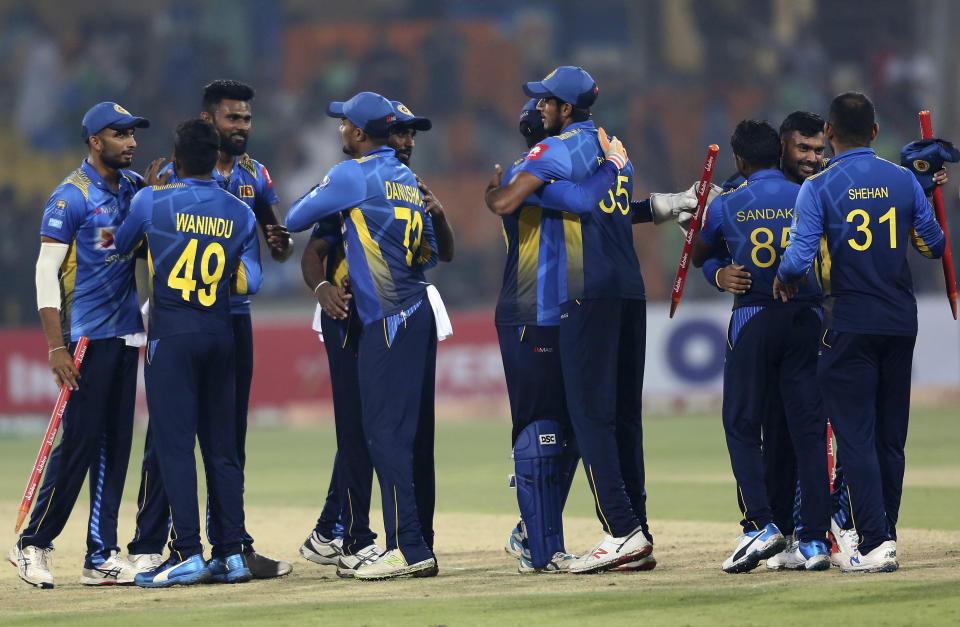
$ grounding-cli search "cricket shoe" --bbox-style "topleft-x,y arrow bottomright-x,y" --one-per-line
336,543 -> 383,578
839,540 -> 898,573
245,551 -> 293,579
611,553 -> 657,572
80,551 -> 137,585
568,526 -> 653,574
207,553 -> 253,584
830,517 -> 859,559
766,538 -> 830,571
128,553 -> 165,574
8,544 -> 54,589
300,530 -> 344,566
504,520 -> 530,561
722,523 -> 786,574
518,551 -> 577,574
354,549 -> 438,581
135,554 -> 212,588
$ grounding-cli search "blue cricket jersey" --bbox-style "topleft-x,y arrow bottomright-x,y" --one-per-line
114,178 -> 261,338
40,160 -> 145,342
285,145 -> 438,325
779,148 -> 945,335
160,154 -> 278,314
700,169 -> 820,308
515,121 -> 644,302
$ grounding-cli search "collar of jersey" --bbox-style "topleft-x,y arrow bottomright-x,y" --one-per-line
561,120 -> 596,134
830,147 -> 875,163
360,146 -> 395,158
747,168 -> 785,182
212,156 -> 238,184
178,177 -> 220,187
81,159 -> 131,196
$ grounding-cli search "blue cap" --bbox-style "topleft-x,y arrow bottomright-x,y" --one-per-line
327,92 -> 397,138
521,98 -> 539,113
901,138 -> 960,193
389,101 -> 432,132
80,102 -> 149,139
523,66 -> 598,108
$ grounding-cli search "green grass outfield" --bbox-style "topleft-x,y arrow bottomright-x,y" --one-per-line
0,405 -> 958,625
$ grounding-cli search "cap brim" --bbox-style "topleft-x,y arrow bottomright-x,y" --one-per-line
111,116 -> 150,130
326,102 -> 346,118
407,117 -> 432,131
522,82 -> 553,99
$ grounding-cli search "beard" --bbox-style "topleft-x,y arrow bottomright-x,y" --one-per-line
221,133 -> 247,156
544,118 -> 563,136
101,150 -> 132,170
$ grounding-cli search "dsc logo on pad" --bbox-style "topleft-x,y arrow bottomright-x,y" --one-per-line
539,434 -> 557,445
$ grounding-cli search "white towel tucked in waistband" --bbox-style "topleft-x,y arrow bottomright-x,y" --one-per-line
427,284 -> 453,341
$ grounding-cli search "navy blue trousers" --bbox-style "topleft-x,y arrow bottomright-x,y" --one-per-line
722,305 -> 829,542
144,332 -> 245,559
817,331 -> 914,554
19,338 -> 137,568
558,298 -> 649,540
316,309 -> 376,554
359,300 -> 436,563
129,314 -> 255,555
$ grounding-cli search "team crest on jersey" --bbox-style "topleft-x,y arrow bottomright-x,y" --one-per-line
113,104 -> 130,115
239,184 -> 255,198
96,226 -> 116,250
912,159 -> 930,172
526,143 -> 549,160
53,200 -> 66,216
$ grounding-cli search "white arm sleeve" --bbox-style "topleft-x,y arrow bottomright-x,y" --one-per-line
36,242 -> 68,310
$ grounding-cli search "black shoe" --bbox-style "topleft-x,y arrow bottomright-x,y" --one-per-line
244,551 -> 293,579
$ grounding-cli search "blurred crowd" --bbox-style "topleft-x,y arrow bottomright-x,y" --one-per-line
1,0 -> 954,327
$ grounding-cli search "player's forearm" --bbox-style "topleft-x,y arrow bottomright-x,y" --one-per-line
38,307 -> 66,349
431,210 -> 455,262
485,172 -> 544,216
301,238 -> 331,290
538,161 -> 618,216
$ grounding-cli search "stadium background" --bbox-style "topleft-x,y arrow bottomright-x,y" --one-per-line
1,0 -> 958,423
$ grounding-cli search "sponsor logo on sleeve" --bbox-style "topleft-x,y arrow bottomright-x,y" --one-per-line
526,143 -> 549,161
47,218 -> 63,229
261,165 -> 273,188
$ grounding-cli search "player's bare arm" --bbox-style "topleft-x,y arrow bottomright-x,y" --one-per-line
37,235 -> 79,390
485,168 -> 543,216
691,233 -> 715,268
143,157 -> 171,187
416,174 -> 454,262
771,276 -> 798,302
301,236 -> 350,319
257,203 -> 294,262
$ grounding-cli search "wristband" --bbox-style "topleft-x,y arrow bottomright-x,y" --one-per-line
714,267 -> 724,291
314,280 -> 330,294
49,346 -> 67,355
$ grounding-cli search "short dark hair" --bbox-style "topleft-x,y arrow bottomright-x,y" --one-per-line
730,120 -> 781,169
174,119 -> 220,176
779,111 -> 824,139
829,92 -> 876,146
202,79 -> 255,114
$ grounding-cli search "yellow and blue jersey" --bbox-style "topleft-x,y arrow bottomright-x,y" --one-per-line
310,216 -> 349,287
779,148 -> 945,335
114,178 -> 261,338
161,154 -> 278,314
40,160 -> 145,342
286,145 -> 438,325
700,168 -> 820,308
515,121 -> 644,302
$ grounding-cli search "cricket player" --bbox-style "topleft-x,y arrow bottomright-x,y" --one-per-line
9,102 -> 150,588
286,91 -> 440,580
127,80 -> 292,579
113,118 -> 262,587
485,66 -> 652,574
298,99 -> 453,577
692,120 -> 831,573
776,92 -> 946,573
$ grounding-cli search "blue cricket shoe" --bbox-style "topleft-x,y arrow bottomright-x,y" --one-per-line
722,523 -> 786,574
207,553 -> 253,584
135,554 -> 211,588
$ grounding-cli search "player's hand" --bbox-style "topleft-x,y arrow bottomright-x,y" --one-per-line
144,158 -> 171,187
717,264 -> 752,295
486,164 -> 503,194
772,276 -> 798,302
416,174 -> 444,217
340,275 -> 352,293
933,168 -> 948,187
597,127 -> 628,170
265,224 -> 294,262
316,282 -> 351,320
49,347 -> 79,391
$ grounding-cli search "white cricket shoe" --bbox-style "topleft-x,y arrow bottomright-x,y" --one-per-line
518,551 -> 577,574
335,543 -> 383,578
839,540 -> 898,573
354,549 -> 438,581
569,526 -> 652,574
128,552 -> 165,574
300,530 -> 344,566
9,544 -> 55,589
504,520 -> 530,561
610,552 -> 657,572
766,538 -> 830,571
80,551 -> 137,585
830,518 -> 859,556
722,523 -> 786,574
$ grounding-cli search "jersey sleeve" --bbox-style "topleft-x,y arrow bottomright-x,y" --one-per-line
908,174 -> 945,259
158,162 -> 177,183
114,187 -> 152,255
256,162 -> 280,206
310,216 -> 343,246
233,211 -> 263,295
701,252 -> 729,290
285,160 -> 365,232
40,185 -> 86,243
698,194 -> 724,247
778,180 -> 824,282
514,137 -> 571,183
416,210 -> 439,271
536,160 -> 619,215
